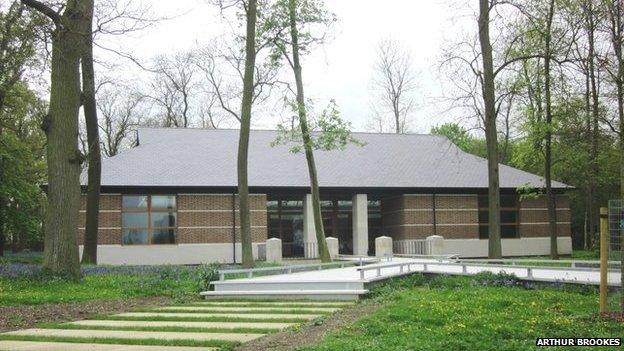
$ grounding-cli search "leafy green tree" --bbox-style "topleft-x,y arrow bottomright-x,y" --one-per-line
0,2 -> 45,257
266,0 -> 350,262
478,0 -> 503,258
431,123 -> 478,153
22,0 -> 93,278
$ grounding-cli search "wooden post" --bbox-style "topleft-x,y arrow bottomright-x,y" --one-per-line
599,207 -> 608,314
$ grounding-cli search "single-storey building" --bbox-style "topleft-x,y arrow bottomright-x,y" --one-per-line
79,128 -> 573,265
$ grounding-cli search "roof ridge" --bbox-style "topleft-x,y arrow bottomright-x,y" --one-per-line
136,126 -> 440,137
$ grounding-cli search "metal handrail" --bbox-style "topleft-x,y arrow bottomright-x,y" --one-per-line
355,259 -> 619,281
454,258 -> 621,268
217,261 -> 356,281
394,253 -> 460,261
337,254 -> 392,266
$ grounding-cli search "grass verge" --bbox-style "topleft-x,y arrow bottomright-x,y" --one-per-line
298,273 -> 623,351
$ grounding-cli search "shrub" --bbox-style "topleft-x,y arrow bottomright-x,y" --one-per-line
472,271 -> 522,287
196,263 -> 220,292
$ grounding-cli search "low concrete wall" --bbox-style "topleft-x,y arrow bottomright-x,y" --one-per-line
442,237 -> 572,258
79,243 -> 265,265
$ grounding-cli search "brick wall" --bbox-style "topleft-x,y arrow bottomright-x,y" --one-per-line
177,194 -> 267,244
77,193 -> 268,245
519,195 -> 571,237
381,193 -> 571,241
77,194 -> 122,245
381,195 -> 436,240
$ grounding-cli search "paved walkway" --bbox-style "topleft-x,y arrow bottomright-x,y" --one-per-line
0,301 -> 352,350
215,257 -> 620,286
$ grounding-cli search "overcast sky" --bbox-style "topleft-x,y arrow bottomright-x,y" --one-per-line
101,0 -> 476,133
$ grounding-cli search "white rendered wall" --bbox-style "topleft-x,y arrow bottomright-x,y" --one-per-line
79,243 -> 264,265
440,237 -> 572,257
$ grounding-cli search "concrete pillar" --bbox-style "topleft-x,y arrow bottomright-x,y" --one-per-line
303,194 -> 317,258
326,237 -> 339,259
352,194 -> 369,256
266,238 -> 282,263
375,236 -> 393,258
426,235 -> 445,255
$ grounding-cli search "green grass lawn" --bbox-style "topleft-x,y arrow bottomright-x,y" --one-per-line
300,274 -> 623,351
0,264 -> 220,306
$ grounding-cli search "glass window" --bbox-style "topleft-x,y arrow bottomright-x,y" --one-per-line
123,213 -> 148,228
122,195 -> 176,245
123,229 -> 148,245
151,212 -> 176,228
123,195 -> 148,210
152,228 -> 176,244
152,195 -> 176,210
478,194 -> 520,239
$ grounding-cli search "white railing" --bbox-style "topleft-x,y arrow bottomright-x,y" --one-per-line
355,260 -> 621,286
337,254 -> 392,266
455,258 -> 620,271
393,239 -> 431,255
217,261 -> 356,281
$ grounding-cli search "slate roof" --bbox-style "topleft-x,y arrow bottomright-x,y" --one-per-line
92,128 -> 570,189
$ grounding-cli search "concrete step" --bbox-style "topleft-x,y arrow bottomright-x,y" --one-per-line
200,289 -> 368,301
212,280 -> 365,292
0,340 -> 213,351
68,320 -> 295,330
153,306 -> 340,313
3,328 -> 264,343
193,301 -> 354,307
114,312 -> 321,320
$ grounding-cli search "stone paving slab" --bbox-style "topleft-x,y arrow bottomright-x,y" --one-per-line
3,328 -> 264,343
115,312 -> 321,320
0,340 -> 213,351
69,320 -> 295,330
195,301 -> 353,306
155,306 -> 340,313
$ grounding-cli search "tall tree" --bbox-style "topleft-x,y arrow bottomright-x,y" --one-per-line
287,0 -> 329,262
370,39 -> 417,134
0,1 -> 41,256
541,0 -> 559,259
80,0 -> 100,264
579,0 -> 600,250
265,0 -> 341,262
478,0 -> 502,258
604,0 -> 624,314
21,0 -> 88,277
605,0 -> 624,199
238,0 -> 258,267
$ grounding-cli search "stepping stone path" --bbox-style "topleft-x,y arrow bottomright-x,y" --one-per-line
0,300 -> 354,350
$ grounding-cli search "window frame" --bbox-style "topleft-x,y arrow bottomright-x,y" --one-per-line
477,194 -> 520,239
122,195 -> 177,245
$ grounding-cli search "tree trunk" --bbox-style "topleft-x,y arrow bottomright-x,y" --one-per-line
478,0 -> 501,258
80,0 -> 100,265
288,0 -> 330,262
0,139 -> 4,257
614,0 -> 624,313
0,193 -> 4,257
585,0 -> 599,252
23,0 -> 86,278
238,0 -> 258,268
544,0 -> 558,260
584,66 -> 595,250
